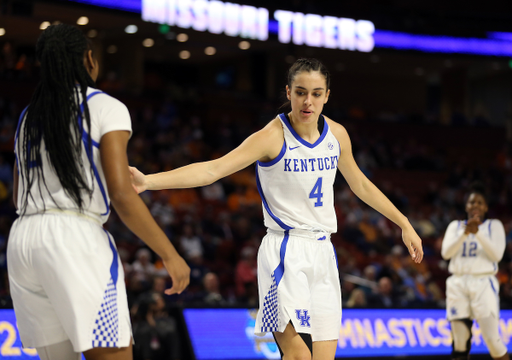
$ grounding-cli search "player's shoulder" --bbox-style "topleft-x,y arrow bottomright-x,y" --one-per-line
86,88 -> 127,110
447,220 -> 462,229
258,116 -> 285,140
487,218 -> 504,227
324,115 -> 348,139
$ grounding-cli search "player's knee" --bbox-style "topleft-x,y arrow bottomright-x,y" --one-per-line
488,344 -> 508,359
477,315 -> 508,358
286,351 -> 312,360
451,319 -> 472,359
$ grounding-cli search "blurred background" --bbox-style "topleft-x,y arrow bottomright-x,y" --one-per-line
1,0 -> 512,359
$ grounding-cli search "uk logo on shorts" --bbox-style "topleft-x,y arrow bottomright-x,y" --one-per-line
295,309 -> 311,327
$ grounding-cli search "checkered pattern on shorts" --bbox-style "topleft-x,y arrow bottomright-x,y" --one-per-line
91,277 -> 119,348
260,273 -> 279,333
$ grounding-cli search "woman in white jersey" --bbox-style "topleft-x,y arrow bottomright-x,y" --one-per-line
129,58 -> 423,360
441,182 -> 509,360
8,24 -> 190,360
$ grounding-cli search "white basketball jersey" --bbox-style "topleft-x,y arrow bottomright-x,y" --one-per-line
444,219 -> 506,275
256,114 -> 340,233
15,87 -> 132,224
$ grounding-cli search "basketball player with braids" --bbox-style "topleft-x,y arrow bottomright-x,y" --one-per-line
8,24 -> 190,360
129,58 -> 423,360
442,182 -> 509,360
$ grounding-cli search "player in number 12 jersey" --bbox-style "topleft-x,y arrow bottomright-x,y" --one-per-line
441,182 -> 509,360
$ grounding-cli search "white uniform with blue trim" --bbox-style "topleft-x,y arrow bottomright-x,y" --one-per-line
254,114 -> 342,341
442,219 -> 506,321
8,87 -> 132,352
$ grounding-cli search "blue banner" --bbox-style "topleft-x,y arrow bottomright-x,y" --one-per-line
183,308 -> 512,359
0,310 -> 38,359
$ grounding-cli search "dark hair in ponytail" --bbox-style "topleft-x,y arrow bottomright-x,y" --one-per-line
280,58 -> 330,110
18,24 -> 96,213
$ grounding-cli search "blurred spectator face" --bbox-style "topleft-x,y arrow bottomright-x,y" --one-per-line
152,276 -> 166,293
378,277 -> 392,296
363,265 -> 376,281
151,292 -> 165,311
203,272 -> 220,293
352,289 -> 367,307
136,249 -> 151,266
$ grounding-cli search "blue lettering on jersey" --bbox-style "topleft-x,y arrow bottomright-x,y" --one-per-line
301,159 -> 307,172
284,159 -> 292,171
295,309 -> 311,327
308,158 -> 316,171
331,156 -> 337,169
283,156 -> 339,172
317,158 -> 324,170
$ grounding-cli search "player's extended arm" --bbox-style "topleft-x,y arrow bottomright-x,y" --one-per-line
475,220 -> 506,262
101,130 -> 190,295
441,221 -> 467,260
329,119 -> 423,263
130,119 -> 283,193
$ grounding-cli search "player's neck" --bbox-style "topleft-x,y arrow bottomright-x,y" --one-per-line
288,113 -> 320,143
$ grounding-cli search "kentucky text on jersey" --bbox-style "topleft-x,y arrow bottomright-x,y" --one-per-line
284,156 -> 339,172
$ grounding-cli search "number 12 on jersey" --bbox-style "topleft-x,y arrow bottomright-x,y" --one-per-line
462,242 -> 477,257
309,177 -> 323,207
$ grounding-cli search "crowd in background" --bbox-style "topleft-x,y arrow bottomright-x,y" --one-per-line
1,40 -> 512,359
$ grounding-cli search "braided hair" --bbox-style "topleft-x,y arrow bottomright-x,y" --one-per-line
18,24 -> 96,213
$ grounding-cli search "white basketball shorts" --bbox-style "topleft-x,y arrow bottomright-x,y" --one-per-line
446,274 -> 500,321
7,213 -> 131,352
254,229 -> 342,342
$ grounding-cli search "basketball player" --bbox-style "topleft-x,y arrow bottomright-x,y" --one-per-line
441,182 -> 509,360
7,24 -> 190,360
129,58 -> 423,360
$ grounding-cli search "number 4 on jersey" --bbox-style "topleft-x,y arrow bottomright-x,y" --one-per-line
309,177 -> 323,207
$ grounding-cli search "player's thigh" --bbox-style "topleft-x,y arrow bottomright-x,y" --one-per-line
470,276 -> 500,320
310,242 -> 341,342
273,322 -> 311,360
83,341 -> 132,360
446,276 -> 471,320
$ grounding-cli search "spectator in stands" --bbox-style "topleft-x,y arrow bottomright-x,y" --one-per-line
367,277 -> 401,308
346,288 -> 367,308
132,292 -> 181,360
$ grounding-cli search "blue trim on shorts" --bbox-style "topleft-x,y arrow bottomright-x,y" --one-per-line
489,277 -> 497,294
257,141 -> 286,167
255,164 -> 293,231
273,231 -> 289,287
332,244 -> 338,269
103,229 -> 119,288
78,91 -> 110,216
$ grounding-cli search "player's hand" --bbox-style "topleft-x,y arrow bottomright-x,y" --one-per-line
162,254 -> 190,295
128,166 -> 147,194
402,225 -> 423,263
464,215 -> 481,234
